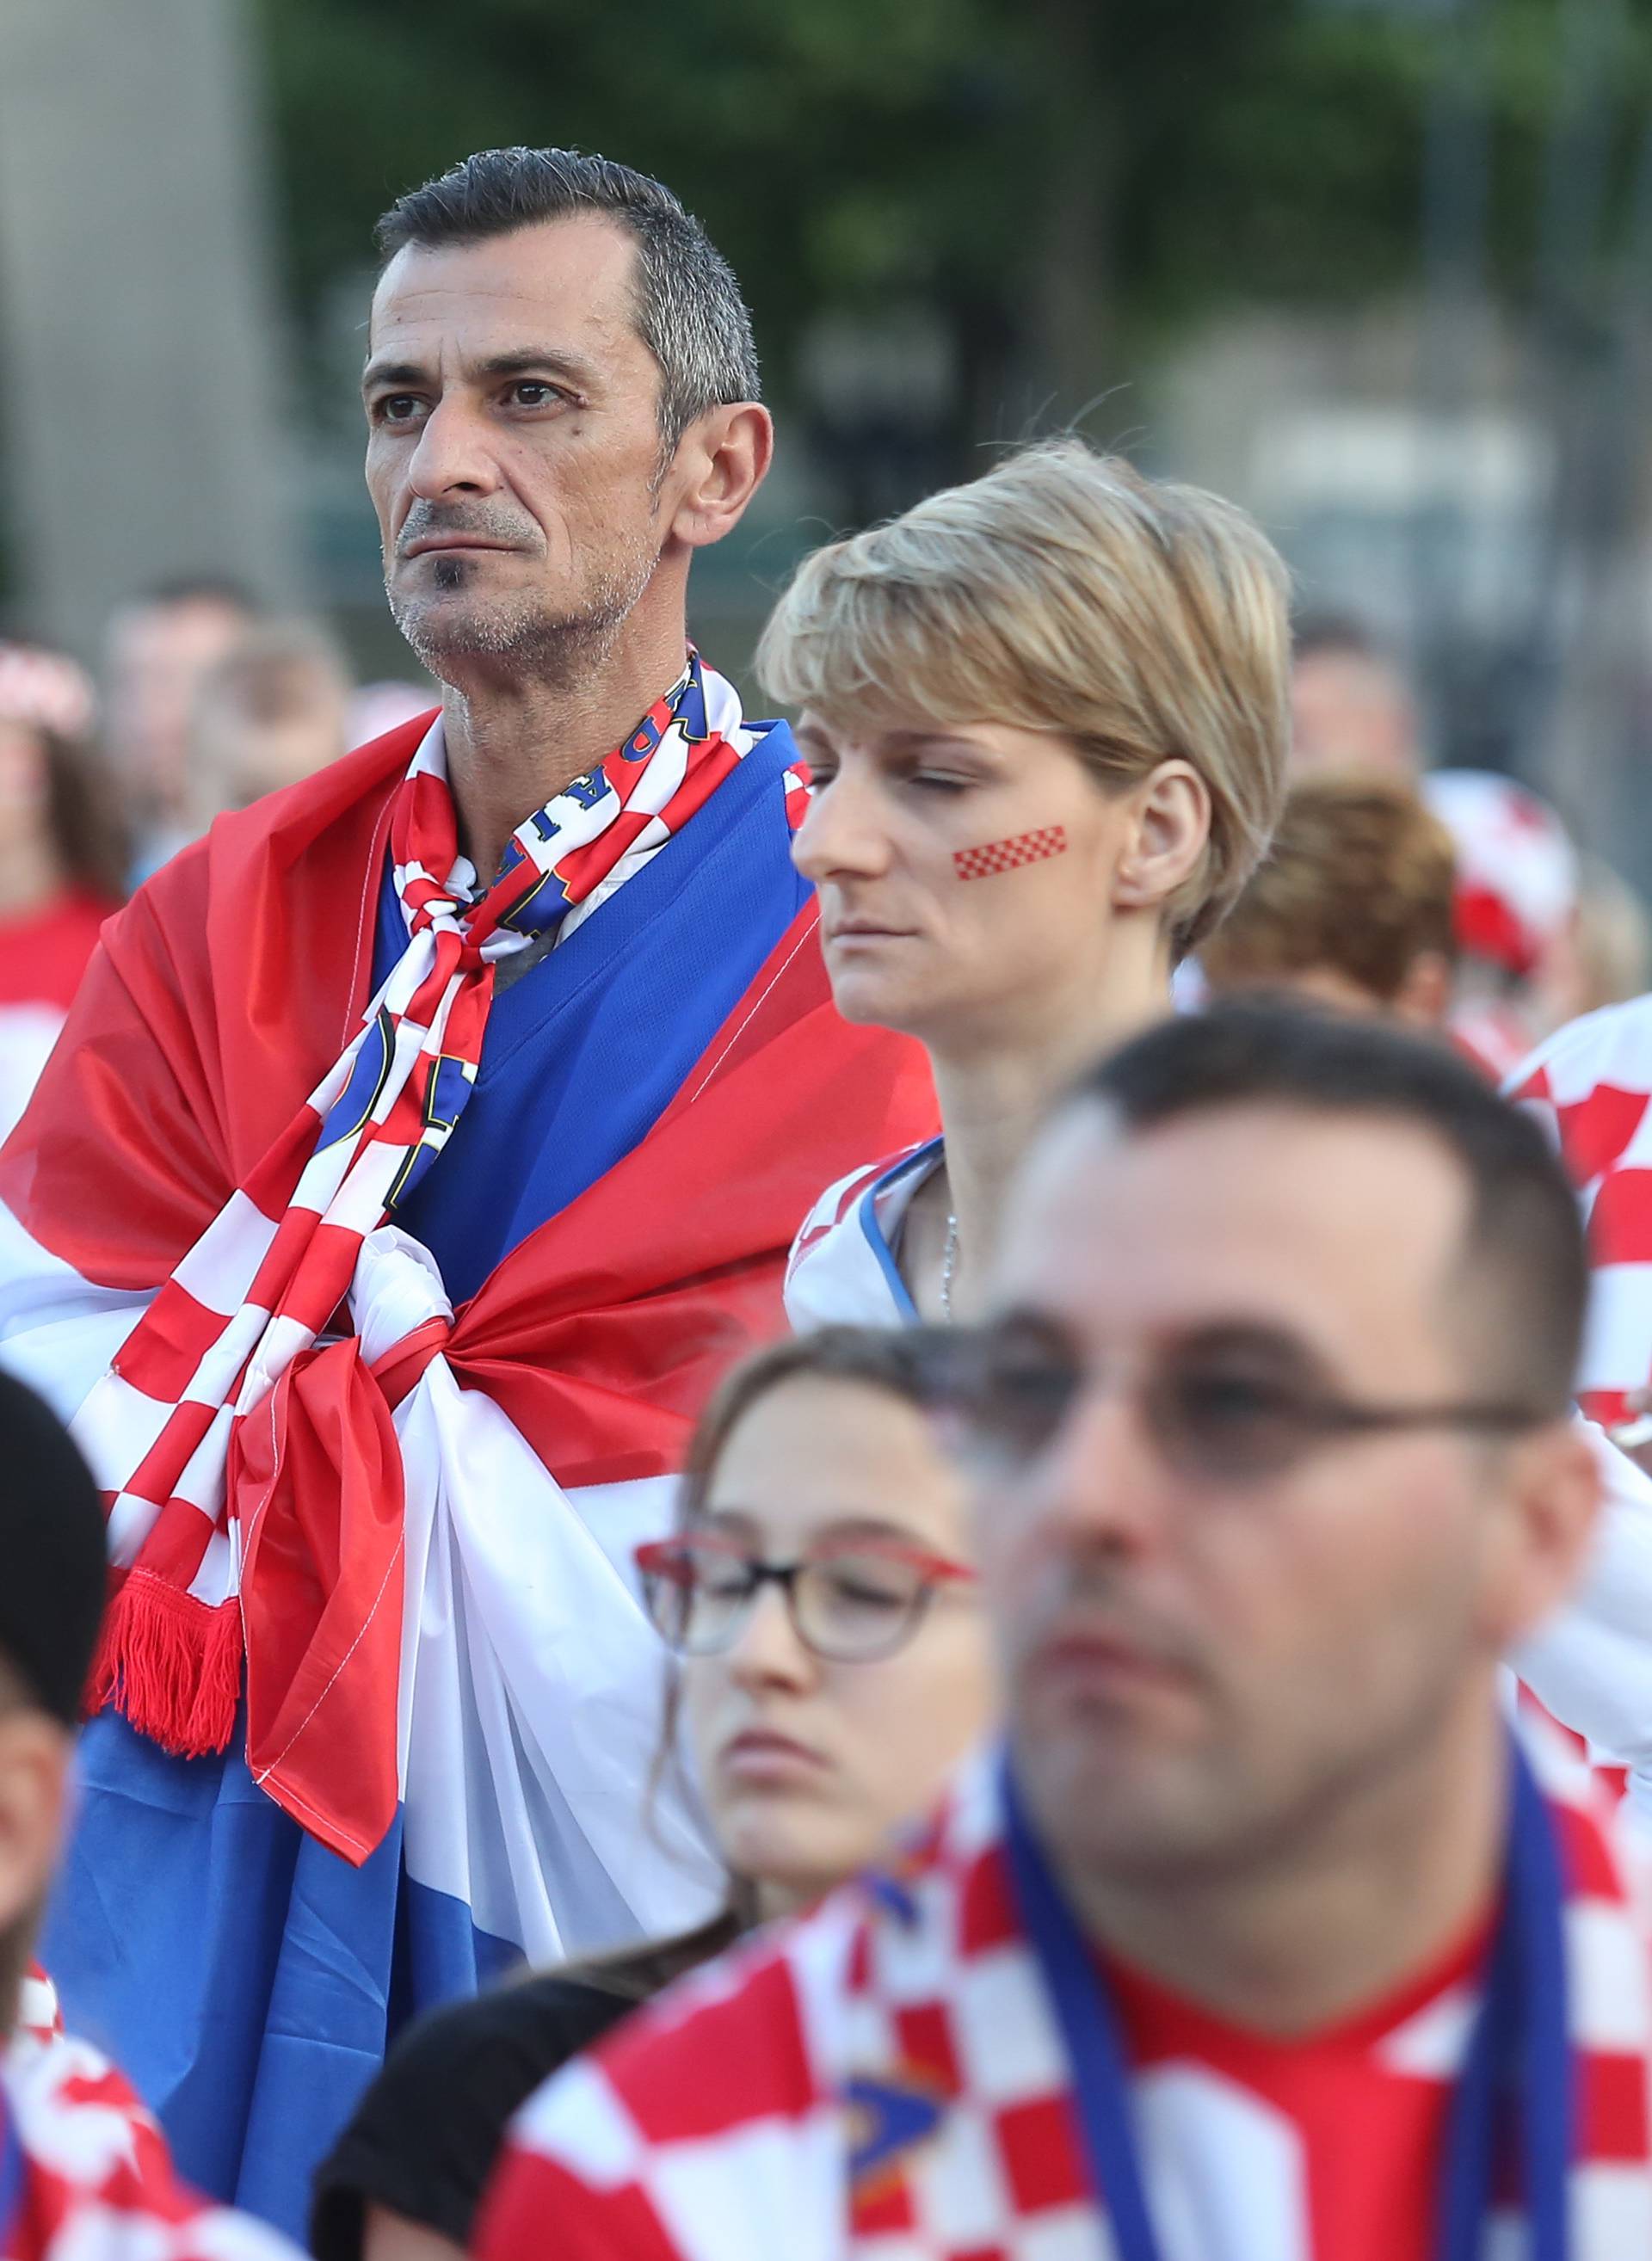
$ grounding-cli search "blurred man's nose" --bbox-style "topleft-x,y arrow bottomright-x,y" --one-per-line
404,394 -> 502,501
792,769 -> 894,884
1017,1378 -> 1176,1565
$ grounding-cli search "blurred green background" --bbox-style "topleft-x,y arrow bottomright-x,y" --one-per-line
7,0 -> 1652,865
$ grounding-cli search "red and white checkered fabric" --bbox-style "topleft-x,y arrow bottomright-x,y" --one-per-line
0,2026 -> 298,2257
783,1141 -> 942,1329
1509,995 -> 1652,1432
478,1732 -> 1652,2260
12,1970 -> 60,2064
1424,769 -> 1576,981
952,826 -> 1067,883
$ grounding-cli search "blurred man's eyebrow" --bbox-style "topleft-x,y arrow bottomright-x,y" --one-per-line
361,347 -> 601,393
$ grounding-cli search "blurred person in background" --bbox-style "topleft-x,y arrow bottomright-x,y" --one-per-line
780,435 -> 1291,1333
1288,613 -> 1423,783
1200,776 -> 1456,1026
309,1325 -> 992,2261
1424,768 -> 1579,1078
102,576 -> 256,879
483,1003 -> 1648,2260
0,1371 -> 297,2260
1532,851 -> 1652,1032
187,619 -> 352,824
0,147 -> 930,2235
0,644 -> 126,1137
345,680 -> 440,751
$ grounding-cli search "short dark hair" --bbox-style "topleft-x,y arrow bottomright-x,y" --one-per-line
376,147 -> 761,457
1069,1001 -> 1588,1414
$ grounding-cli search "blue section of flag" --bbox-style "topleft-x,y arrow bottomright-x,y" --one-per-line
378,720 -> 809,1305
41,1710 -> 520,2244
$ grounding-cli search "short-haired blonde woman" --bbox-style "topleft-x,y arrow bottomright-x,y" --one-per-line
777,437 -> 1292,1326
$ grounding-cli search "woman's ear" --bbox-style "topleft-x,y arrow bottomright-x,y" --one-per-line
1111,761 -> 1211,917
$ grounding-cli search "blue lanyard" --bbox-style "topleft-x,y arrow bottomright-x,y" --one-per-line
998,1740 -> 1572,2261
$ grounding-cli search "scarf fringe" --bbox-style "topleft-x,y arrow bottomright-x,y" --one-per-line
88,1574 -> 243,1758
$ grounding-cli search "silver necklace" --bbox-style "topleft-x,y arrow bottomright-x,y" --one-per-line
940,1211 -> 959,1322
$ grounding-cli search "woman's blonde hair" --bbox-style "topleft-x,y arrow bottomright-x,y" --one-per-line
758,436 -> 1292,955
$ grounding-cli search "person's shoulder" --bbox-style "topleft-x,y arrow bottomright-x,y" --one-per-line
1509,997 -> 1652,1186
513,1895 -> 864,2172
377,1961 -> 653,2096
1510,995 -> 1652,1107
784,1138 -> 942,1328
6,2035 -> 299,2258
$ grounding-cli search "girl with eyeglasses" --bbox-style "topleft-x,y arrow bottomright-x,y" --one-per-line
775,437 -> 1291,1329
309,1326 -> 992,2261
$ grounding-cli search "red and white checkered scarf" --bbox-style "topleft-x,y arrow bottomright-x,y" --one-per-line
76,653 -> 750,1789
482,1726 -> 1652,2258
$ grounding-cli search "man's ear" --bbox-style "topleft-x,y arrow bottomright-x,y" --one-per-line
1481,1417 -> 1600,1651
664,404 -> 774,551
1110,761 -> 1212,920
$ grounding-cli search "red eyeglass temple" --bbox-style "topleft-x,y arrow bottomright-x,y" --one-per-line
634,1535 -> 977,1584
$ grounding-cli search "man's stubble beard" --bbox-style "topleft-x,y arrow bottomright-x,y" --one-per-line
387,533 -> 663,693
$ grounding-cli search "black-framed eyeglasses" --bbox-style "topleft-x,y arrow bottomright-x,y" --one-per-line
635,1531 -> 977,1662
909,1321 -> 1552,1487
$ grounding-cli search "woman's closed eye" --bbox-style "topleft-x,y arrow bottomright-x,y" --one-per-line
813,1558 -> 916,1611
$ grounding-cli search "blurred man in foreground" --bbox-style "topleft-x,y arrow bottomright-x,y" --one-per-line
1201,775 -> 1455,1026
483,1004 -> 1649,2258
0,1371 -> 295,2258
0,148 -> 929,2231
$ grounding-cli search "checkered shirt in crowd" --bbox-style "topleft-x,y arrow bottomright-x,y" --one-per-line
477,1732 -> 1652,2261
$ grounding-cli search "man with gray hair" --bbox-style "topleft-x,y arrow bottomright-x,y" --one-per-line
0,149 -> 931,2234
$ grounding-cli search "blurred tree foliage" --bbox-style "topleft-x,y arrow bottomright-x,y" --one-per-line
259,0 -> 1652,466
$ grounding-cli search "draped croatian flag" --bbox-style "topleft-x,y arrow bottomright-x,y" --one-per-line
0,668 -> 935,2233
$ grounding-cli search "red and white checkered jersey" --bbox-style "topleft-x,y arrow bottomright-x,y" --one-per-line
13,1972 -> 60,2065
785,1140 -> 943,1330
1508,995 -> 1652,1430
0,2028 -> 299,2259
478,1740 -> 1652,2261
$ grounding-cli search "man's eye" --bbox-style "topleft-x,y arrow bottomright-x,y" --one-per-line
1180,1373 -> 1297,1428
509,381 -> 564,409
374,395 -> 423,426
910,773 -> 969,795
806,767 -> 837,792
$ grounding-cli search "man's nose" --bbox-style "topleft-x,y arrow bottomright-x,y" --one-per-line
404,395 -> 503,501
791,772 -> 893,884
1016,1381 -> 1177,1563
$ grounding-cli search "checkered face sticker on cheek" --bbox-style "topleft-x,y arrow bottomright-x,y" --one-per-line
952,825 -> 1068,881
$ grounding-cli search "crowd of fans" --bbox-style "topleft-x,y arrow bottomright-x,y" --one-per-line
7,139 -> 1652,2261
0,588 -> 430,1136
